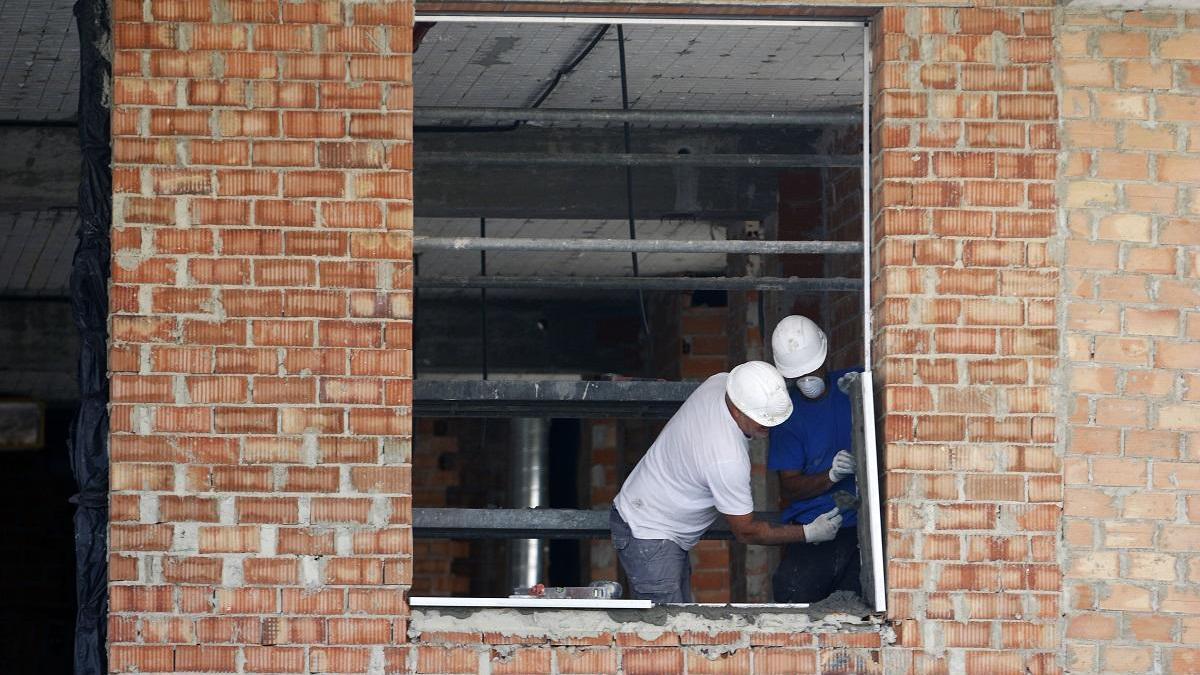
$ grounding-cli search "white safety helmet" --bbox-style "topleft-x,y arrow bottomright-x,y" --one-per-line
771,315 -> 827,378
725,361 -> 793,428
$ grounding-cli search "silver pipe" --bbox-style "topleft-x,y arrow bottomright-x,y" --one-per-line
414,237 -> 864,255
417,152 -> 860,169
416,276 -> 863,292
509,418 -> 550,591
416,106 -> 859,127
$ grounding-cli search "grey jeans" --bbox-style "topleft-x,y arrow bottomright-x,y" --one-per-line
610,506 -> 693,604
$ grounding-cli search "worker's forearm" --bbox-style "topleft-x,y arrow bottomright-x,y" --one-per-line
732,518 -> 807,545
779,472 -> 834,502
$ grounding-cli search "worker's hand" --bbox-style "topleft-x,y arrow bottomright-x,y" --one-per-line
837,372 -> 856,394
828,450 -> 856,484
803,507 -> 842,544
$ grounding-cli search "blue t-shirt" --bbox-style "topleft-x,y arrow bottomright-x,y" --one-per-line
767,367 -> 862,528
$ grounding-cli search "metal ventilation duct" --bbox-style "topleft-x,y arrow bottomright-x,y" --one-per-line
508,418 -> 550,590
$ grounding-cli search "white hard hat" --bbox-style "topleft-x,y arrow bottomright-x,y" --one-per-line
771,315 -> 827,378
726,361 -> 793,428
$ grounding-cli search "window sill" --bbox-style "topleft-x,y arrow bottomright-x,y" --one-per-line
411,596 -> 654,610
410,592 -> 881,639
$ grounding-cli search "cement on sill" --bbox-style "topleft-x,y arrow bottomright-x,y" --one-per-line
410,591 -> 883,641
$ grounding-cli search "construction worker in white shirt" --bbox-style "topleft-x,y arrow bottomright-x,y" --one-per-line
610,360 -> 844,603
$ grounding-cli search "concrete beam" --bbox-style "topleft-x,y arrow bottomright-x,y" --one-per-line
415,293 -> 647,375
0,127 -> 80,212
414,125 -> 822,219
0,300 -> 79,403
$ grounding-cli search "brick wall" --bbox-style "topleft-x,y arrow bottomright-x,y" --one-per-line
586,419 -> 621,585
107,0 -> 415,670
777,168 -> 827,335
103,2 -> 1200,673
411,419 -> 468,597
1058,10 -> 1200,674
870,5 -> 1061,673
822,160 -> 865,372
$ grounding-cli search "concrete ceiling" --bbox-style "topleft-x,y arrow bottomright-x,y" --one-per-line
415,22 -> 864,123
0,209 -> 77,296
0,0 -> 78,122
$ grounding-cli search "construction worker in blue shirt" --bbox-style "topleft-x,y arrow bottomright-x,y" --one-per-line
767,315 -> 862,603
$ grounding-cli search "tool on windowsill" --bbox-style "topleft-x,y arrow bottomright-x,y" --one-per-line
511,580 -> 623,600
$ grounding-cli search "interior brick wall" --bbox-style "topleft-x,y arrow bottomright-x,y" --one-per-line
411,419 -> 468,597
870,5 -> 1061,673
1057,10 -> 1200,674
821,130 -> 866,373
586,419 -> 621,585
107,0 -> 416,670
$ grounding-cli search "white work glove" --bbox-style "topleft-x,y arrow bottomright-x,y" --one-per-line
803,507 -> 842,544
837,372 -> 856,394
828,449 -> 856,484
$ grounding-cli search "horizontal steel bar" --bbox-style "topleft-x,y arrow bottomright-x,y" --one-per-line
412,508 -> 781,540
414,237 -> 863,255
416,276 -> 863,292
415,379 -> 697,418
417,152 -> 860,168
416,106 -> 858,127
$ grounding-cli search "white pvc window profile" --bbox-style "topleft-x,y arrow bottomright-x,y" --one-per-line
416,15 -> 867,28
410,596 -> 652,609
859,23 -> 886,615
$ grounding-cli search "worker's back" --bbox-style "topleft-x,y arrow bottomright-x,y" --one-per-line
614,373 -> 753,550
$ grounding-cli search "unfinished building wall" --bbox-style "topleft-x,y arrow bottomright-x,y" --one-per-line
94,2 -> 1200,674
871,4 -> 1061,672
106,0 -> 415,670
1058,10 -> 1200,674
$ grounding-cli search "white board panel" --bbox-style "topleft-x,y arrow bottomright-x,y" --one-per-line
410,596 -> 653,609
858,371 -> 885,612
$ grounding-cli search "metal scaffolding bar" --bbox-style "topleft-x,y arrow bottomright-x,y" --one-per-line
413,508 -> 779,540
416,106 -> 859,127
415,276 -> 863,292
414,237 -> 864,255
414,379 -> 698,418
417,152 -> 860,168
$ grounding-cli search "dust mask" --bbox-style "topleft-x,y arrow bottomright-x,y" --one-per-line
797,375 -> 826,399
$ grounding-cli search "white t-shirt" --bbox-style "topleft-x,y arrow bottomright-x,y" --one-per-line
614,373 -> 753,550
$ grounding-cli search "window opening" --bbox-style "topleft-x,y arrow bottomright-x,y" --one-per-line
409,14 -> 882,611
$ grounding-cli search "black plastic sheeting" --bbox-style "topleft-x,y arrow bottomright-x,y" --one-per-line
70,0 -> 111,671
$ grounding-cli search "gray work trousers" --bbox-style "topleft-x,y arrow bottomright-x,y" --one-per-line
609,506 -> 693,604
